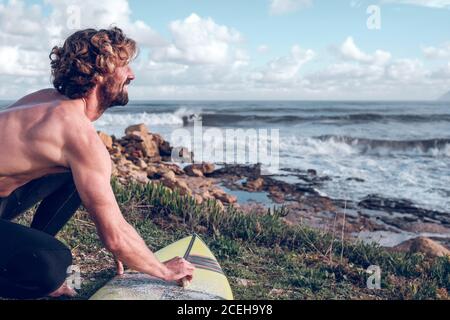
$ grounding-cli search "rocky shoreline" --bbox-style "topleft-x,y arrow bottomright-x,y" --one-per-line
98,123 -> 450,257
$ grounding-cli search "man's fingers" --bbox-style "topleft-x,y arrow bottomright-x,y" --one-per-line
116,259 -> 124,275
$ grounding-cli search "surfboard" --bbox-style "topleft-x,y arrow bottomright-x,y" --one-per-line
89,234 -> 234,300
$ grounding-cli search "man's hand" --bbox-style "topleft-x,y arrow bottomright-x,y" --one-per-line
163,257 -> 195,283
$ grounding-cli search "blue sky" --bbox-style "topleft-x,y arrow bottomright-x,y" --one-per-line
0,0 -> 449,100
129,0 -> 450,66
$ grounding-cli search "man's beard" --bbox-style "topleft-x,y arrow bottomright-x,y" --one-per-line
99,76 -> 129,110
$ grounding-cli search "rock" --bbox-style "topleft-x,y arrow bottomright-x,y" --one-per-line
199,162 -> 215,174
115,157 -> 134,167
209,164 -> 261,178
110,144 -> 123,156
147,155 -> 162,163
145,163 -> 184,179
211,188 -> 237,204
128,170 -> 149,184
123,124 -> 160,158
139,138 -> 159,158
269,288 -> 294,297
235,278 -> 256,287
125,123 -> 149,136
160,175 -> 192,196
172,147 -> 193,163
111,161 -> 118,176
175,179 -> 192,196
201,191 -> 215,201
359,194 -> 450,225
146,166 -> 159,178
97,131 -> 113,149
394,237 -> 450,257
184,166 -> 204,177
161,163 -> 185,175
162,171 -> 176,182
135,159 -> 148,170
184,163 -> 215,177
194,194 -> 204,205
244,178 -> 264,191
151,133 -> 172,156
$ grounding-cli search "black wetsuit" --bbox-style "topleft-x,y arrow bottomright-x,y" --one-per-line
0,172 -> 81,299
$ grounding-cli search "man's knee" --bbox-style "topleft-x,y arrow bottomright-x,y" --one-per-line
5,247 -> 73,298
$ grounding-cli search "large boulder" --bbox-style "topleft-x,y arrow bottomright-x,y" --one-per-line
125,123 -> 149,136
394,237 -> 450,257
124,131 -> 159,158
124,124 -> 175,159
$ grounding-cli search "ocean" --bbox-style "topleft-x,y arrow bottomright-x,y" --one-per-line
2,100 -> 450,213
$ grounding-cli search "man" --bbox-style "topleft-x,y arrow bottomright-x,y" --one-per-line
0,27 -> 194,299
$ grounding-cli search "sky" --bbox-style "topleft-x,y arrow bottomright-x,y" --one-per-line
0,0 -> 449,100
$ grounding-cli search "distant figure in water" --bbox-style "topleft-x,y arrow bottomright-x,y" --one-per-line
182,114 -> 200,126
0,27 -> 194,299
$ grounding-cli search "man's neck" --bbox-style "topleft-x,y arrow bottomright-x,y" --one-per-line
83,91 -> 108,122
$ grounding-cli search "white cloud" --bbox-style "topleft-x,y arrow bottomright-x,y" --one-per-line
340,37 -> 391,65
386,58 -> 428,82
250,45 -> 315,83
422,42 -> 450,59
44,0 -> 166,47
127,13 -> 252,99
302,37 -> 446,100
269,0 -> 312,15
0,46 -> 47,76
151,13 -> 244,65
430,62 -> 450,79
383,0 -> 450,8
0,1 -> 43,38
0,0 -> 166,98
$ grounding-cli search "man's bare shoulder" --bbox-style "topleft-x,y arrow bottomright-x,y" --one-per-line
7,88 -> 65,109
60,109 -> 111,169
62,114 -> 105,154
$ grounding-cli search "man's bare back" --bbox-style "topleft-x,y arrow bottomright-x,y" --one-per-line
0,89 -> 96,197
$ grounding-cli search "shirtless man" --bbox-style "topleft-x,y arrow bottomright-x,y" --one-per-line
0,27 -> 194,299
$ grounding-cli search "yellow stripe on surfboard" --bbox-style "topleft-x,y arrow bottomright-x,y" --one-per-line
154,234 -> 233,300
89,234 -> 233,300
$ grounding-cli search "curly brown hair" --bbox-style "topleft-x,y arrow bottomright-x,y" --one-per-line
49,27 -> 137,99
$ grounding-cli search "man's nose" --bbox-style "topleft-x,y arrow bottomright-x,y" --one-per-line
128,67 -> 136,80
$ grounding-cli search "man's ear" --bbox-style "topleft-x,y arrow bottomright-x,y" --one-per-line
95,75 -> 104,84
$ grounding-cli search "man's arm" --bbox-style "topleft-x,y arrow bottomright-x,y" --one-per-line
63,125 -> 193,281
